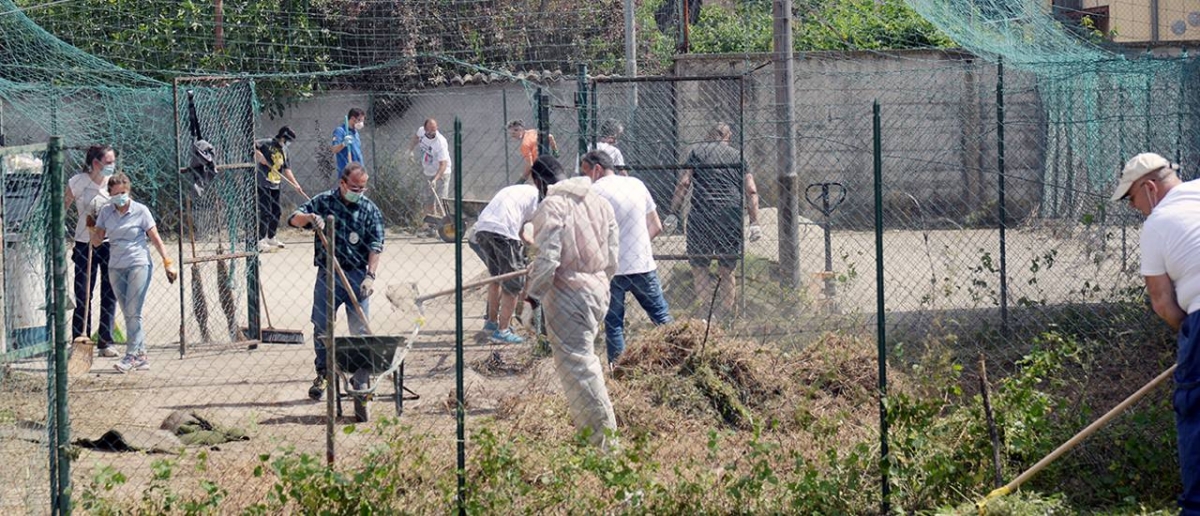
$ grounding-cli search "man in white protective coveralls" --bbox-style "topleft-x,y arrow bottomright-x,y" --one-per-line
525,154 -> 621,448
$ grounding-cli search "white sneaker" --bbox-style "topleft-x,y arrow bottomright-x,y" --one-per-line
257,239 -> 273,253
267,238 -> 285,249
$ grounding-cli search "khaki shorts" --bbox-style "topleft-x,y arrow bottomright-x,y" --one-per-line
423,175 -> 449,206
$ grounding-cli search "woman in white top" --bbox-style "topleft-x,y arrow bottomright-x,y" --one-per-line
64,145 -> 118,357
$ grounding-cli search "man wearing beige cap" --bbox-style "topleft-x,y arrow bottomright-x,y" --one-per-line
1113,151 -> 1200,513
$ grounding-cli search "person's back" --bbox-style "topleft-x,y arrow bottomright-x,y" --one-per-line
592,174 -> 655,276
532,176 -> 617,290
474,184 -> 538,241
686,141 -> 741,207
1142,179 -> 1200,314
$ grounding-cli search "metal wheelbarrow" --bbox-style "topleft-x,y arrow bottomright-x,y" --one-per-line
333,335 -> 420,422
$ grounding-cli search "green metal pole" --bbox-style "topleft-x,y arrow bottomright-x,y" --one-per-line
48,135 -> 71,515
324,216 -> 336,467
454,117 -> 466,515
996,58 -> 1009,335
537,89 -> 550,157
173,83 -> 187,358
577,64 -> 589,160
872,101 -> 889,515
503,89 -> 511,184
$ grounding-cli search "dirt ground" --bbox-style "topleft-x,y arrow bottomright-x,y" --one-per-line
0,208 -> 1144,512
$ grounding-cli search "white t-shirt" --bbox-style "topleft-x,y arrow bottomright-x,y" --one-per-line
592,174 -> 656,275
592,141 -> 625,168
416,127 -> 452,178
1141,179 -> 1200,314
473,184 -> 539,242
68,173 -> 110,243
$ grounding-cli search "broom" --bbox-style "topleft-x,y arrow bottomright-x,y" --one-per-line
257,273 -> 303,344
67,243 -> 95,377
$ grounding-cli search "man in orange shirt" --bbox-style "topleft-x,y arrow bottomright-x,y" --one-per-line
508,119 -> 557,181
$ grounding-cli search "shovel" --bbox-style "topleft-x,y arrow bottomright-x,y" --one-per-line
67,244 -> 96,377
423,179 -> 447,227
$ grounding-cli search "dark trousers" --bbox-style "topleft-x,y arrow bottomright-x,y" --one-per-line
1179,311 -> 1200,515
257,185 -> 281,240
71,241 -> 116,346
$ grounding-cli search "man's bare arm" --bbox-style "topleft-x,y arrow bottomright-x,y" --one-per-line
1146,273 -> 1186,332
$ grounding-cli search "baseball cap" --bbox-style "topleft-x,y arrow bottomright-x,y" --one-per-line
1111,152 -> 1177,201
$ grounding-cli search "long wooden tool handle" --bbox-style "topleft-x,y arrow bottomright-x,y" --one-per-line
977,363 -> 1177,513
415,268 -> 528,305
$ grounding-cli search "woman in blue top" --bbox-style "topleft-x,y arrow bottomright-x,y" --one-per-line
91,173 -> 177,373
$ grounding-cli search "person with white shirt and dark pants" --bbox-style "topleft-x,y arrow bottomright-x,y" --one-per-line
580,150 -> 672,367
65,145 -> 118,357
1112,152 -> 1200,514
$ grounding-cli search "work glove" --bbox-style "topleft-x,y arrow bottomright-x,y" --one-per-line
342,134 -> 354,146
663,214 -> 679,234
164,258 -> 178,284
360,273 -> 375,298
310,214 -> 326,232
747,224 -> 763,242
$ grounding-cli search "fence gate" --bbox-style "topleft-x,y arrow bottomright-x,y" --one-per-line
591,75 -> 748,315
172,78 -> 259,355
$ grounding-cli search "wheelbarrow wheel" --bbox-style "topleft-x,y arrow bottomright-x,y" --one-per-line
437,215 -> 456,243
354,396 -> 370,423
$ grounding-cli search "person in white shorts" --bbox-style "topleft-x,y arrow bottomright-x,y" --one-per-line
408,118 -> 452,237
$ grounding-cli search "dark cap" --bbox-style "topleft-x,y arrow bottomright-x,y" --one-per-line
277,126 -> 296,142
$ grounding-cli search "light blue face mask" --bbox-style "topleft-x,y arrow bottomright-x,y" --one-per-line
344,190 -> 362,204
101,163 -> 115,175
110,193 -> 130,207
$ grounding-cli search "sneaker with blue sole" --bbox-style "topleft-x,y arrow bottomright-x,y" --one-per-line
489,328 -> 524,344
483,320 -> 499,332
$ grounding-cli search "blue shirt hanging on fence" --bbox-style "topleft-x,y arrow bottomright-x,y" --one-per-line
293,188 -> 384,271
331,123 -> 363,177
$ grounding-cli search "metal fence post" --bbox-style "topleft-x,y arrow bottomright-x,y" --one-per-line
503,89 -> 511,184
996,58 -> 1009,335
872,101 -> 890,515
454,117 -> 466,516
537,88 -> 550,157
325,216 -> 336,467
48,135 -> 71,515
577,64 -> 589,160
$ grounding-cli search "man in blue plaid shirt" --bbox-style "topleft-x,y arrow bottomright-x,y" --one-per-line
288,163 -> 385,400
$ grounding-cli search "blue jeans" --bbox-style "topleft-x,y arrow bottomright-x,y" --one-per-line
1178,311 -> 1200,515
605,271 -> 672,364
110,264 -> 151,356
311,267 -> 370,375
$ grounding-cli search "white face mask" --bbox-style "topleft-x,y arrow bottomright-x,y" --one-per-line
354,121 -> 364,131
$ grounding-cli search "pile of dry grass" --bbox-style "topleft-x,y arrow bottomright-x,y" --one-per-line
491,320 -> 890,458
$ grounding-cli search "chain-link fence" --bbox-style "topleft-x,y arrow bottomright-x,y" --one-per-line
0,50 -> 1194,513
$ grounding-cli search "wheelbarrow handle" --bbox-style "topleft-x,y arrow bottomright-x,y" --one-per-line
805,182 -> 847,217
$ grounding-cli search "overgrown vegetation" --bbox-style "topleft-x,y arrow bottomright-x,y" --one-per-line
76,316 -> 1179,514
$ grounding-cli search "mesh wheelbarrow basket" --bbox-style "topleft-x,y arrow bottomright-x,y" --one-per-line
333,335 -> 420,422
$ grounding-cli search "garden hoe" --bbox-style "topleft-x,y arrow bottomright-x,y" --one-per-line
67,244 -> 95,377
975,363 -> 1176,514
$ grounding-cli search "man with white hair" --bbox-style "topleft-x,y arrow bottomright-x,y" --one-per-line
1112,151 -> 1200,514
